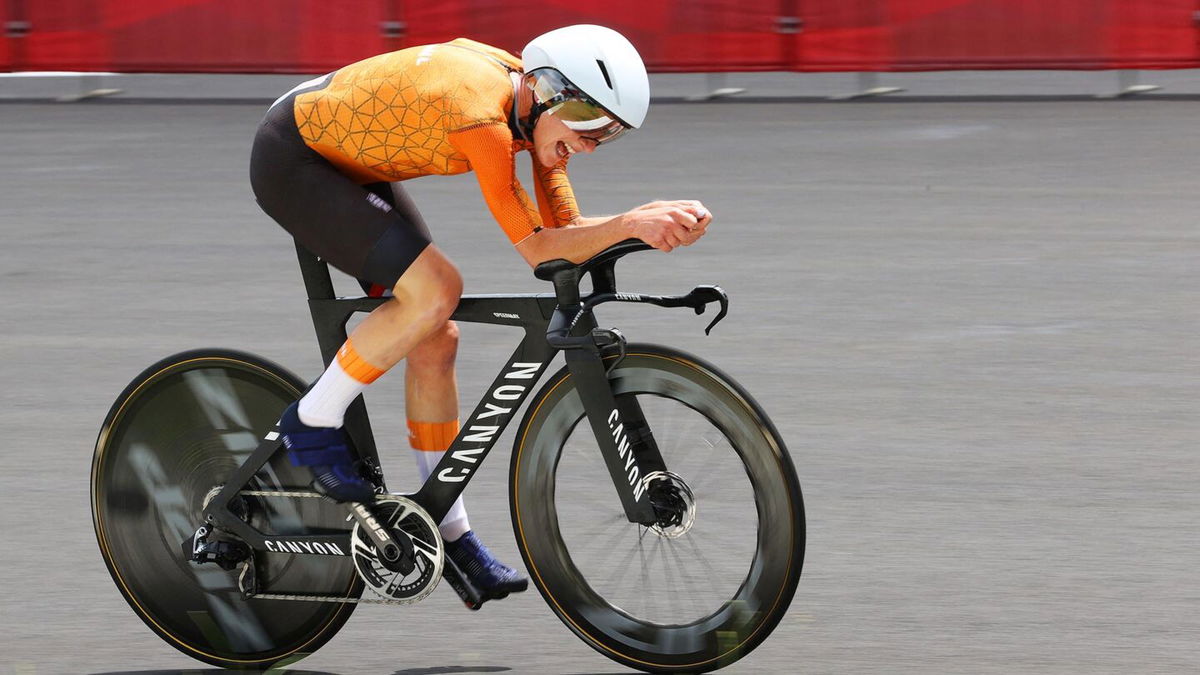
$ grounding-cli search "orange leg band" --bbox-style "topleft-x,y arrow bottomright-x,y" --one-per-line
336,337 -> 387,384
407,419 -> 460,452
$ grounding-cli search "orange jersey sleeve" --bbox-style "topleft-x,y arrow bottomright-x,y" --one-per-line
449,123 -> 544,244
533,157 -> 581,228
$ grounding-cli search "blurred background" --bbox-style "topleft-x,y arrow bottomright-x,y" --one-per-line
1,2 -> 1198,675
2,0 -> 1200,99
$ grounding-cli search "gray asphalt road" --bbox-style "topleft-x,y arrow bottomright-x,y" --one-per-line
1,98 -> 1197,675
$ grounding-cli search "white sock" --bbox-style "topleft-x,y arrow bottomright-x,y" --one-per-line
298,359 -> 368,428
413,449 -> 471,542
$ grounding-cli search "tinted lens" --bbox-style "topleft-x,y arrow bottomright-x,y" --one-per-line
554,112 -> 629,144
590,119 -> 631,144
530,68 -> 632,145
553,98 -> 611,125
531,70 -> 568,105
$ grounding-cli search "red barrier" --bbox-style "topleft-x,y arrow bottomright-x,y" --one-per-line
798,0 -> 1200,71
643,1 -> 791,72
18,1 -> 387,73
1108,0 -> 1200,68
20,0 -> 115,72
3,1 -> 1198,74
396,0 -> 790,72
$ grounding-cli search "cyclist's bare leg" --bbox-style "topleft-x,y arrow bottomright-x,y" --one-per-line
404,320 -> 471,540
344,245 -> 475,537
287,245 -> 462,500
347,245 -> 463,368
401,318 -> 525,593
404,320 -> 460,422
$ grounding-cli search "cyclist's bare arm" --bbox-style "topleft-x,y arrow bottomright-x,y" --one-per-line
456,125 -> 714,266
569,200 -> 712,229
515,201 -> 713,267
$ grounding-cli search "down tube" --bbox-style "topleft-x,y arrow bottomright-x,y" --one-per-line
413,327 -> 556,524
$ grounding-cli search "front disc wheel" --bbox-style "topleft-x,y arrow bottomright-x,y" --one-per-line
511,345 -> 805,673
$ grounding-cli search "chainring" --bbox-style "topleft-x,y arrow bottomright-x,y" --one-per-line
351,496 -> 443,603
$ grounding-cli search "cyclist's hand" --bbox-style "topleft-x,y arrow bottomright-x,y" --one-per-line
634,200 -> 713,225
627,201 -> 713,252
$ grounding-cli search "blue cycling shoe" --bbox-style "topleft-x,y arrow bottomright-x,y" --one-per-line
279,402 -> 375,503
445,531 -> 529,599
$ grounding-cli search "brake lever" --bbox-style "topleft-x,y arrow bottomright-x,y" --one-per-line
686,285 -> 729,335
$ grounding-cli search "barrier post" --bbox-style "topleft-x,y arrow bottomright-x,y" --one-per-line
56,71 -> 121,102
686,73 -> 747,101
831,72 -> 904,100
4,15 -> 29,71
1104,70 -> 1162,98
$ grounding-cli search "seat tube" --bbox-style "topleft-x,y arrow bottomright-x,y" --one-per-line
295,241 -> 383,472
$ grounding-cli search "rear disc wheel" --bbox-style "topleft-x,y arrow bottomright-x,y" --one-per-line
92,349 -> 360,670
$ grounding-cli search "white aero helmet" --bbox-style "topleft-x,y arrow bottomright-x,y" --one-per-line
521,24 -> 649,144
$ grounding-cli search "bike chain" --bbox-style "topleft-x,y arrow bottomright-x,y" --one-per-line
244,589 -> 414,605
236,562 -> 415,605
234,489 -> 433,605
239,489 -> 328,499
239,489 -> 400,502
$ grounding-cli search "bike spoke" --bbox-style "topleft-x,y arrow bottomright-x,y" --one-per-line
677,433 -> 734,497
596,529 -> 649,593
571,514 -> 628,557
676,530 -> 726,589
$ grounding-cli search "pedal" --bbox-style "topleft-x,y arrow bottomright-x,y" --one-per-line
441,555 -> 486,610
237,556 -> 259,599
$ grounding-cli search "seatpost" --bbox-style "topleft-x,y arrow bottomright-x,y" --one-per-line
294,241 -> 336,301
589,261 -> 618,295
551,268 -> 583,307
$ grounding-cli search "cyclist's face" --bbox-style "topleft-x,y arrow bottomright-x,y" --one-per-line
532,111 -> 599,167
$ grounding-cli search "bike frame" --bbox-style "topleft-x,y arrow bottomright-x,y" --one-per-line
202,242 -> 720,556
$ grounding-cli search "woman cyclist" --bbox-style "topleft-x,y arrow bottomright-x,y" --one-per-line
249,24 -> 712,602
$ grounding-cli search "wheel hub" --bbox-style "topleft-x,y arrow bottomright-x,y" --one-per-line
644,471 -> 696,538
201,484 -> 251,523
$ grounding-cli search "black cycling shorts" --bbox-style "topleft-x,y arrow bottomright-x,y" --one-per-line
249,86 -> 432,289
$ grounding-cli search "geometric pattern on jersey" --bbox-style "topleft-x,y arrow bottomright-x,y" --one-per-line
293,38 -> 582,243
297,68 -> 470,182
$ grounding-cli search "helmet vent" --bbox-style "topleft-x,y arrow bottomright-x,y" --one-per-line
596,59 -> 614,90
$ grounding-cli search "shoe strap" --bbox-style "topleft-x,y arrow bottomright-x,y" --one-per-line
283,426 -> 346,449
451,534 -> 495,564
288,445 -> 353,467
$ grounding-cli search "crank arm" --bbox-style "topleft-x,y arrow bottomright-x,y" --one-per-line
348,502 -> 408,567
441,556 -> 487,611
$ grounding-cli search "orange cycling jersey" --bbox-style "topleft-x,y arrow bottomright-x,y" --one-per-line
293,39 -> 580,245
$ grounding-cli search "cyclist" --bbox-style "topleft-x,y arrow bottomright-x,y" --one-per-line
249,24 -> 712,601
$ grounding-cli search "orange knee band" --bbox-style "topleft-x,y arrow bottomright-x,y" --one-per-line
336,338 -> 387,384
407,419 -> 460,452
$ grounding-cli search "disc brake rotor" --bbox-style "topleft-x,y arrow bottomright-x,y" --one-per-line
644,471 -> 696,538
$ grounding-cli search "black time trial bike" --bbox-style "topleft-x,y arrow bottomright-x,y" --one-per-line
91,239 -> 805,673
